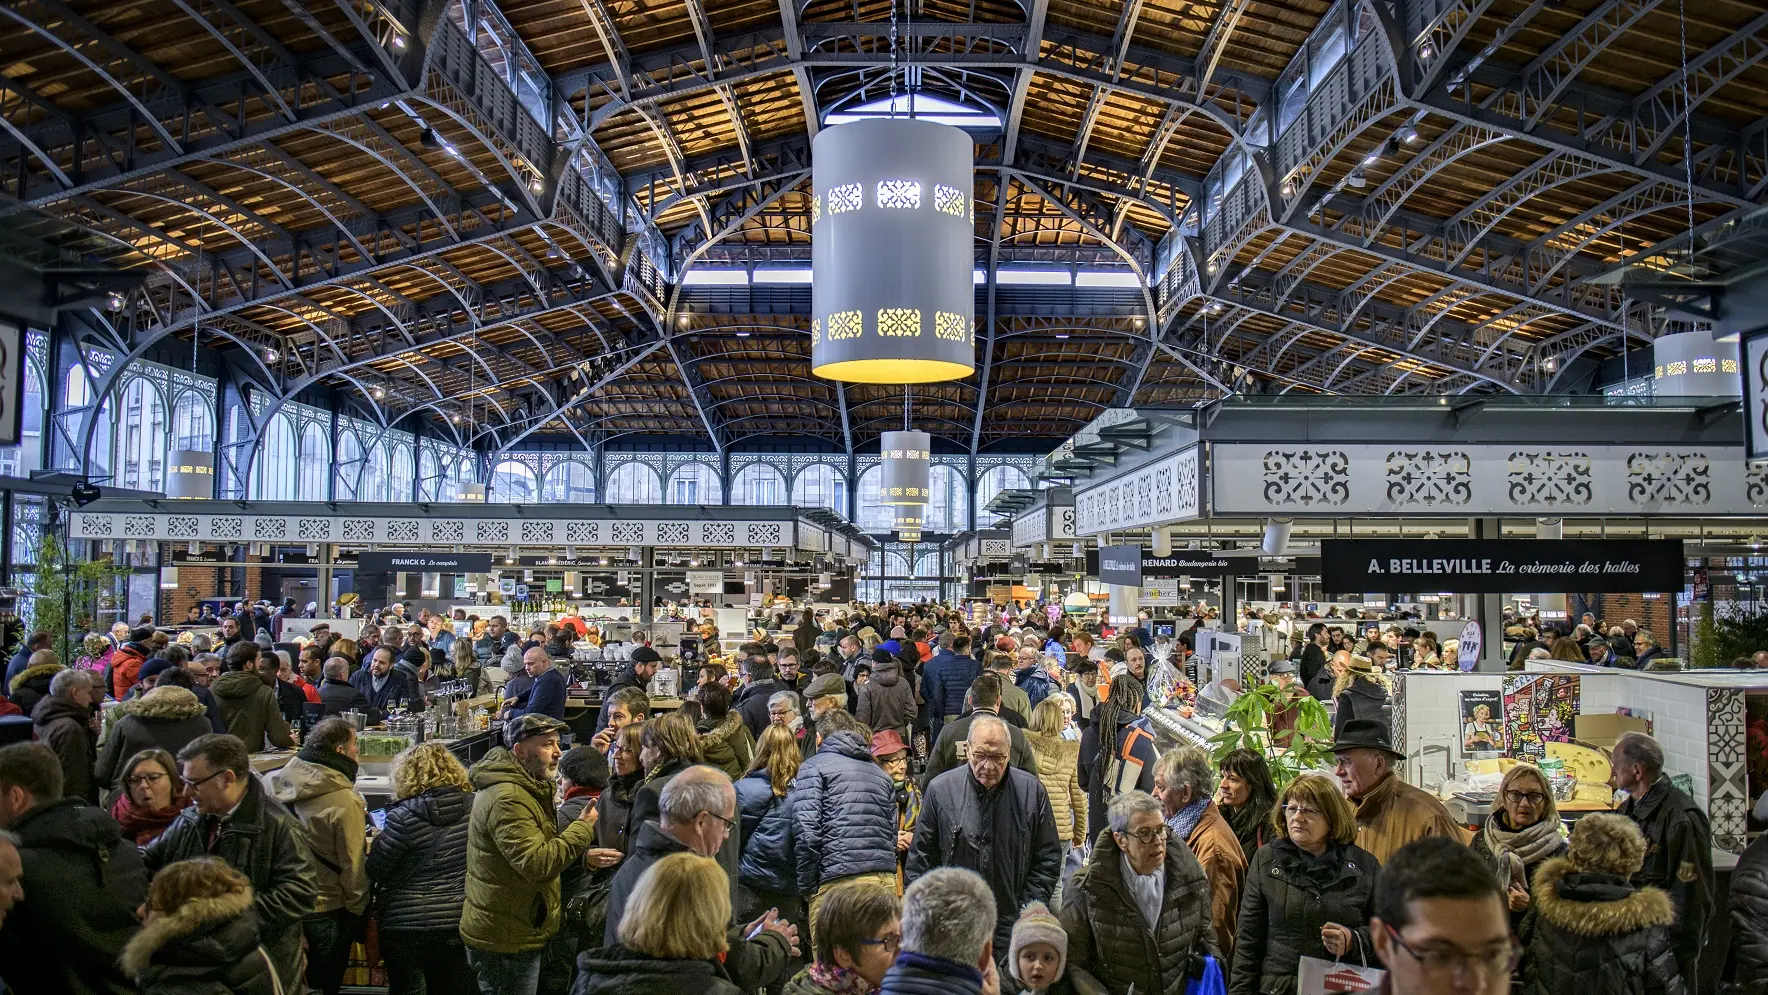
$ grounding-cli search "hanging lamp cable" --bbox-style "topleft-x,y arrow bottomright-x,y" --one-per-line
889,0 -> 899,116
1678,0 -> 1696,272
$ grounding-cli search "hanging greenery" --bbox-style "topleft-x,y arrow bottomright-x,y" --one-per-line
1207,683 -> 1336,790
28,527 -> 129,664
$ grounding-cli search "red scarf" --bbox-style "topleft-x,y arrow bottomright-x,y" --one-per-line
110,792 -> 190,845
563,785 -> 602,804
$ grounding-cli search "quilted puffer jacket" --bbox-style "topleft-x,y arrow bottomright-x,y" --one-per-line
788,730 -> 898,895
365,785 -> 472,933
1229,839 -> 1379,995
1521,858 -> 1685,995
1730,831 -> 1768,994
1026,730 -> 1087,847
735,769 -> 796,895
1061,826 -> 1217,995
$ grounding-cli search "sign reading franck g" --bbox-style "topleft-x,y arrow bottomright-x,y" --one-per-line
1320,539 -> 1684,594
357,552 -> 494,573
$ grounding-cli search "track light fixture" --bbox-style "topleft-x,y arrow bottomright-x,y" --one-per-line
421,127 -> 442,150
1398,125 -> 1421,145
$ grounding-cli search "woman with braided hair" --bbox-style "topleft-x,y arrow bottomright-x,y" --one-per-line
1077,673 -> 1154,843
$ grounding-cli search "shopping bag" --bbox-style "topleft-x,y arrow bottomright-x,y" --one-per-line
1182,954 -> 1226,995
1296,954 -> 1385,994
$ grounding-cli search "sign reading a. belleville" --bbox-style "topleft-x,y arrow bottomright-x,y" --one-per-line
1320,539 -> 1684,594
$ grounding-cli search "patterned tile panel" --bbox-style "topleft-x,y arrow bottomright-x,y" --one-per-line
1708,688 -> 1748,854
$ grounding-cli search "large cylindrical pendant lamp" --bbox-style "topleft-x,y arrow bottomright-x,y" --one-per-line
880,431 -> 931,505
811,118 -> 974,384
894,506 -> 926,531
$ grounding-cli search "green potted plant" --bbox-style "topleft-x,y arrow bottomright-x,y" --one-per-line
1207,684 -> 1335,789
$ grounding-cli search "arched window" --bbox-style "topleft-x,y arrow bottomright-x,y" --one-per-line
297,422 -> 329,500
926,464 -> 965,533
976,464 -> 1033,515
791,463 -> 846,514
667,462 -> 722,504
417,448 -> 441,500
171,391 -> 213,452
855,465 -> 892,531
731,463 -> 786,505
0,360 -> 45,477
65,365 -> 112,475
254,414 -> 297,499
605,462 -> 661,503
115,378 -> 168,491
542,460 -> 596,502
388,443 -> 415,502
334,431 -> 363,500
360,442 -> 392,502
489,459 -> 537,502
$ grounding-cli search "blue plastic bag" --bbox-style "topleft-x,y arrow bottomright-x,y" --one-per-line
1184,954 -> 1226,995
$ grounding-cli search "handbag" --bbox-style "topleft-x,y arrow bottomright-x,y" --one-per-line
1296,954 -> 1385,994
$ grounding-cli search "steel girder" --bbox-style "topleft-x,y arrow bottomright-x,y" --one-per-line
556,20 -> 1261,140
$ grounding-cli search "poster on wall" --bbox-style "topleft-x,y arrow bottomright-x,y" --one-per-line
1501,674 -> 1581,760
1460,690 -> 1504,756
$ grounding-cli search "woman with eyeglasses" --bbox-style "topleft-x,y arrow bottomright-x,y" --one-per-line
1470,764 -> 1566,936
1519,813 -> 1683,995
780,879 -> 900,995
1229,774 -> 1380,995
109,749 -> 189,845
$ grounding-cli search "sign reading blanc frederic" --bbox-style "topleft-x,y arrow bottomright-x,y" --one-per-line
1320,539 -> 1683,594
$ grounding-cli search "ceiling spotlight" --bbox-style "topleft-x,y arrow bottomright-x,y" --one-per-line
104,291 -> 125,311
1417,41 -> 1434,60
1363,150 -> 1382,166
1055,333 -> 1070,339
1206,260 -> 1218,274
1398,125 -> 1421,144
372,387 -> 384,399
1383,137 -> 1401,157
264,347 -> 280,362
421,127 -> 442,150
70,479 -> 101,507
735,331 -> 751,337
1542,355 -> 1559,372
391,34 -> 407,49
451,413 -> 462,423
529,177 -> 545,194
566,544 -> 576,559
1280,181 -> 1294,197
1208,301 -> 1225,315
1347,169 -> 1367,189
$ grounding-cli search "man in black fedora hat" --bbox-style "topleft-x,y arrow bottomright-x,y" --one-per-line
1330,718 -> 1466,863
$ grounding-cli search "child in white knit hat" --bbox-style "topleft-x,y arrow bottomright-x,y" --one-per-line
1008,901 -> 1072,995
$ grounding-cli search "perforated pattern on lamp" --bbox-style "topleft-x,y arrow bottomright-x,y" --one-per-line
827,310 -> 862,340
935,311 -> 967,342
934,184 -> 965,217
877,179 -> 921,209
810,317 -> 822,346
878,308 -> 922,337
812,194 -> 822,225
828,183 -> 861,214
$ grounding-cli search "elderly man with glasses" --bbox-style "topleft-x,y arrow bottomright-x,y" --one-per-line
1060,789 -> 1218,995
908,713 -> 1061,968
599,764 -> 797,992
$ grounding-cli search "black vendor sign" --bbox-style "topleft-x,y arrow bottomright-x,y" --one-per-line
356,551 -> 494,573
1320,539 -> 1684,594
1085,550 -> 1233,579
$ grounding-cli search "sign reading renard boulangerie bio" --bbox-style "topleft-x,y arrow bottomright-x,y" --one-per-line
1320,539 -> 1685,594
356,552 -> 494,573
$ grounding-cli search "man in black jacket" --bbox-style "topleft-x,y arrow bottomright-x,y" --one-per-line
0,742 -> 148,995
144,733 -> 320,993
921,674 -> 1037,789
735,659 -> 793,739
318,657 -> 381,724
350,646 -> 420,714
1613,731 -> 1713,992
1299,624 -> 1329,699
907,714 -> 1060,957
599,765 -> 796,990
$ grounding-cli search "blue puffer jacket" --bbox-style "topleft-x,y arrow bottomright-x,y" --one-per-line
922,651 -> 981,719
735,769 -> 796,895
789,731 -> 898,895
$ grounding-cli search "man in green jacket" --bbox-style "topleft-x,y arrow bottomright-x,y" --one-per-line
462,714 -> 598,994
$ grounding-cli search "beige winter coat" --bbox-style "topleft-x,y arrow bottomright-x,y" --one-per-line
1027,731 -> 1088,846
268,754 -> 369,915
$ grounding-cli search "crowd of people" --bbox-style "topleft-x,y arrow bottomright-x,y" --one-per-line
0,600 -> 1761,995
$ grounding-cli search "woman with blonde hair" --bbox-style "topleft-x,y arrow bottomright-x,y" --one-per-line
573,852 -> 743,993
121,857 -> 280,995
736,724 -> 803,925
366,742 -> 476,995
450,635 -> 479,693
1025,697 -> 1088,867
1471,763 -> 1565,934
331,637 -> 359,669
1230,774 -> 1381,994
